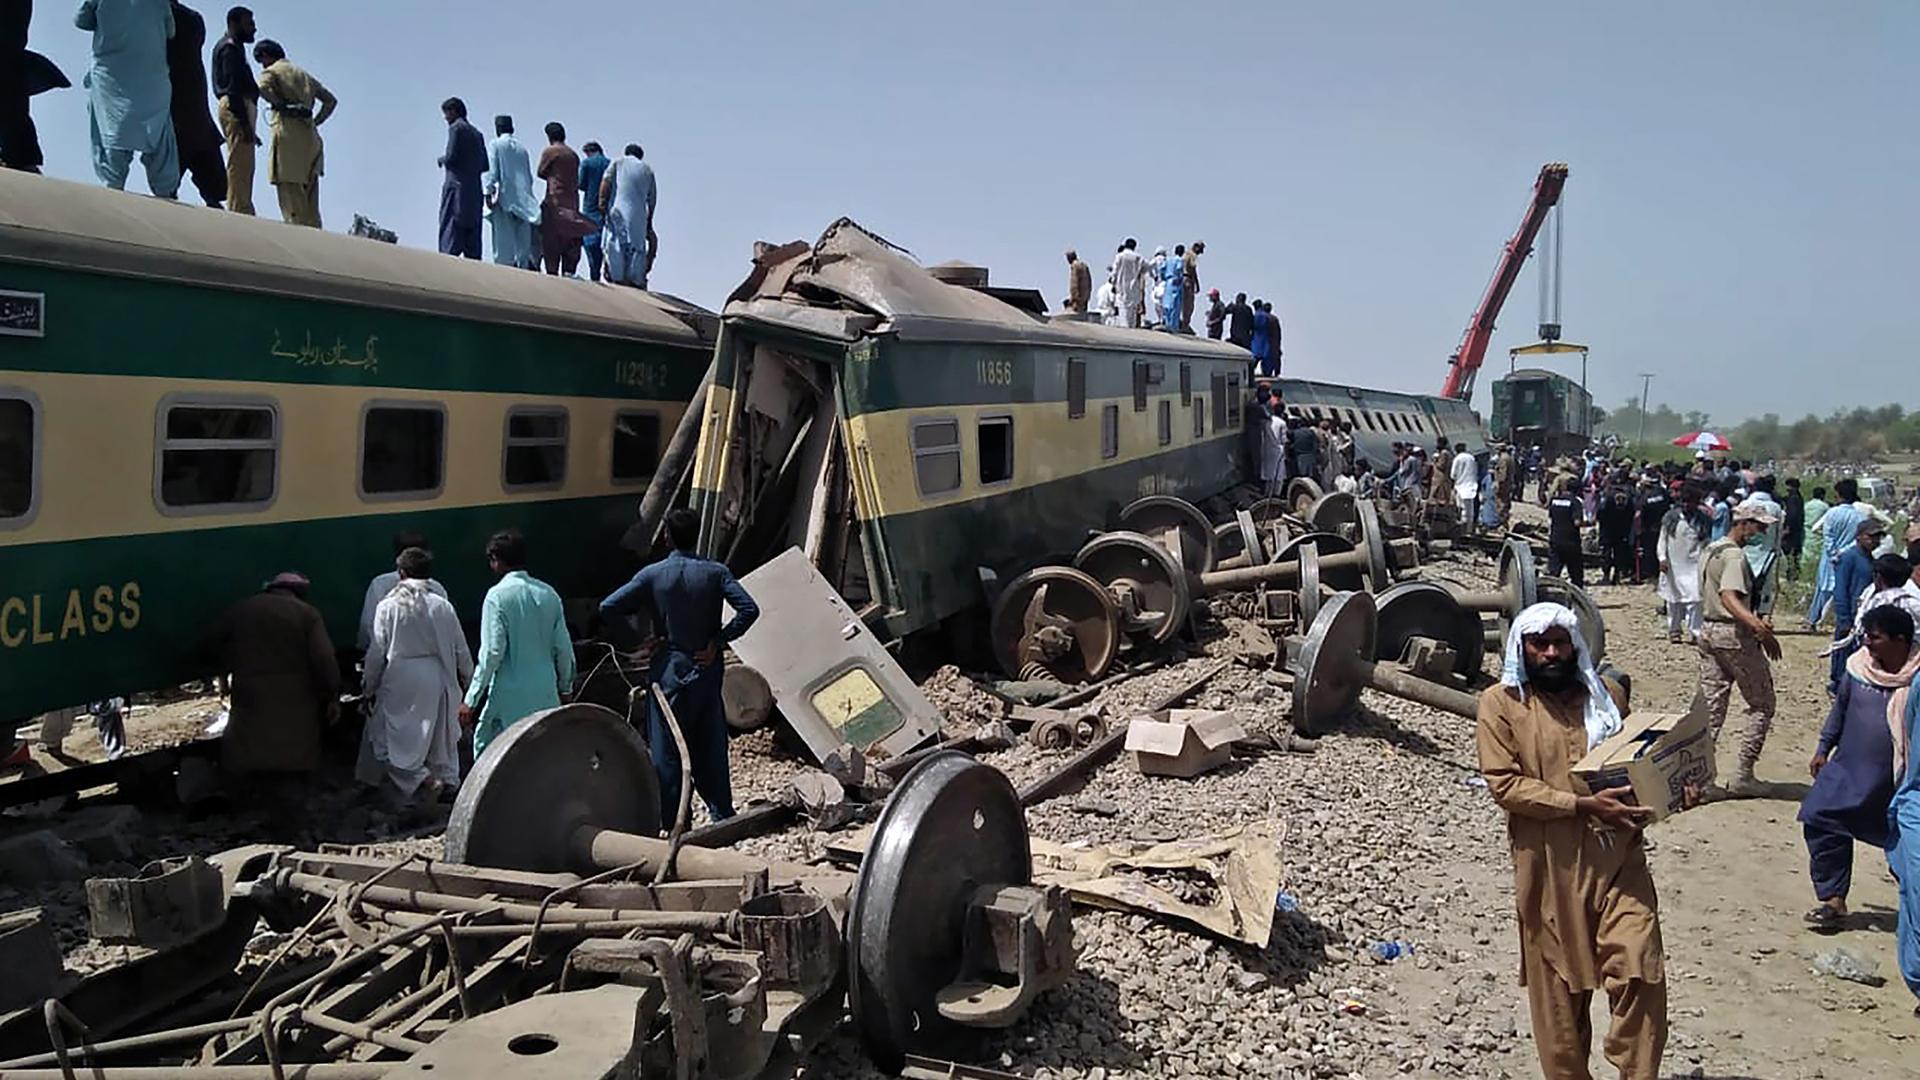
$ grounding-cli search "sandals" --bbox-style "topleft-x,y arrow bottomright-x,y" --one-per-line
1805,905 -> 1847,933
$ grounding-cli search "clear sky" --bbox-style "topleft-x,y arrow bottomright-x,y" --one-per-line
21,1 -> 1917,420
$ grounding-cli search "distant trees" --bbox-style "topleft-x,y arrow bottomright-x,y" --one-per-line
1597,399 -> 1920,461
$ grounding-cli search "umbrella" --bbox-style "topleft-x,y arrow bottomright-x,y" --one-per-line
1671,431 -> 1731,452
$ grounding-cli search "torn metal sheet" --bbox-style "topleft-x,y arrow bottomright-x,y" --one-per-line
726,547 -> 941,764
1029,820 -> 1286,946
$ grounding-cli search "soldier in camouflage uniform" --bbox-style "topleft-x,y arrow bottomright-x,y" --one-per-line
1697,501 -> 1784,795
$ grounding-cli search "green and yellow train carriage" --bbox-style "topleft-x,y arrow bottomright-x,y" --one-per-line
0,172 -> 715,728
689,220 -> 1251,644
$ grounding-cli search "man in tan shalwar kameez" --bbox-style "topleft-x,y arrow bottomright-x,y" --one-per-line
252,39 -> 335,228
1478,601 -> 1667,1080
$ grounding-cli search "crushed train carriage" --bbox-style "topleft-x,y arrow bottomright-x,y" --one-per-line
686,219 -> 1487,654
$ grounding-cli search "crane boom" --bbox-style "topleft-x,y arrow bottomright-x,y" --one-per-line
1440,163 -> 1569,401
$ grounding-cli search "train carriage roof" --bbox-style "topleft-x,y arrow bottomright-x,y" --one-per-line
0,171 -> 711,346
725,218 -> 1250,361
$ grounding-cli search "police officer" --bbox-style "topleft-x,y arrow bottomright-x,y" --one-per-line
599,508 -> 760,824
1547,477 -> 1585,587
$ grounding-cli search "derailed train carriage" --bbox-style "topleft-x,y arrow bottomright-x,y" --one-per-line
689,222 -> 1256,652
0,172 -> 715,729
687,220 -> 1488,669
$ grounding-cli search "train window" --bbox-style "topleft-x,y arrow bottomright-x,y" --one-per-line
1066,358 -> 1086,419
978,415 -> 1013,486
359,403 -> 446,500
156,398 -> 278,512
1157,400 -> 1172,446
1210,373 -> 1228,431
1100,404 -> 1119,460
503,407 -> 569,490
1179,362 -> 1192,406
1346,408 -> 1360,429
1373,411 -> 1388,430
911,418 -> 962,496
612,410 -> 662,484
1192,398 -> 1205,438
1412,414 -> 1426,432
1132,360 -> 1148,412
1226,375 -> 1242,428
0,392 -> 37,525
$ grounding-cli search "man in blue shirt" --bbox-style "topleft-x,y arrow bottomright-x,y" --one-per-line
1830,517 -> 1885,696
600,509 -> 759,824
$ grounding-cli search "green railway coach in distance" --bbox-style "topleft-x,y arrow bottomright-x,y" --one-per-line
1490,367 -> 1593,459
0,171 -> 716,729
690,220 -> 1255,644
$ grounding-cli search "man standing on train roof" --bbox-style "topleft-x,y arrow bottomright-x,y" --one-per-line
482,115 -> 539,269
1063,249 -> 1091,314
1204,288 -> 1225,339
1112,238 -> 1145,329
436,97 -> 484,259
599,142 -> 657,288
359,547 -> 470,806
1225,291 -> 1253,349
536,121 -> 592,276
1249,300 -> 1276,377
1,1 -> 57,174
577,141 -> 610,281
253,38 -> 334,228
198,571 -> 340,780
599,508 -> 760,824
162,2 -> 222,206
1181,241 -> 1203,332
463,530 -> 575,759
1160,244 -> 1187,334
1478,603 -> 1669,1080
209,5 -> 257,213
76,0 -> 180,199
357,530 -> 445,653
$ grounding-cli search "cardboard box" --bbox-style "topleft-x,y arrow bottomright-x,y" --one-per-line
1124,709 -> 1247,778
1572,708 -> 1716,823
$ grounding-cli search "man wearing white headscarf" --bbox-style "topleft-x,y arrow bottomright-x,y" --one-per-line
1478,602 -> 1668,1080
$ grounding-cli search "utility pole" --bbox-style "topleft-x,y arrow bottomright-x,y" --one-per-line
1636,373 -> 1655,447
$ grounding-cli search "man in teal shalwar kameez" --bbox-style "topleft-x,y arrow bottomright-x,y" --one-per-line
76,0 -> 179,197
462,530 -> 575,758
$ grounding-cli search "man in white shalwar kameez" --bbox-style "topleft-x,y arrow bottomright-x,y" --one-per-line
483,115 -> 541,269
1112,238 -> 1145,329
1260,392 -> 1290,497
359,548 -> 471,802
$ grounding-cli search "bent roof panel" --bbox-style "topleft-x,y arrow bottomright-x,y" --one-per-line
0,171 -> 707,346
738,217 -> 1250,360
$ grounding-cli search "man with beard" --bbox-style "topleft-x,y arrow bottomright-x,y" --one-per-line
1478,602 -> 1667,1079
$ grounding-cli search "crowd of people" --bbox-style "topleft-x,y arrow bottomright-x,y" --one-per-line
1478,446 -> 1920,1076
1,4 -> 338,226
1062,241 -> 1284,376
0,3 -> 661,282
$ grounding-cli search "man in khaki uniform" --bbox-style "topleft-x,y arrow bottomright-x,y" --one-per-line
1063,249 -> 1091,314
1479,602 -> 1666,1079
252,39 -> 335,228
1698,501 -> 1783,794
1430,440 -> 1453,503
210,7 -> 258,214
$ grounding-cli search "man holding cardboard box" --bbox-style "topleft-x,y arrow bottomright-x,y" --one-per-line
1697,501 -> 1784,795
1478,602 -> 1666,1080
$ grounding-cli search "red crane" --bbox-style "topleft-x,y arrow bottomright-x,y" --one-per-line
1440,162 -> 1569,401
